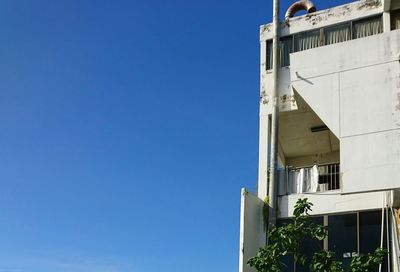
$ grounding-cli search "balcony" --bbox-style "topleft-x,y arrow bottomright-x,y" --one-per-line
278,163 -> 340,196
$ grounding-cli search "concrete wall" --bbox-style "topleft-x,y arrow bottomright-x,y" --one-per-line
278,190 -> 393,218
290,29 -> 400,194
239,189 -> 266,272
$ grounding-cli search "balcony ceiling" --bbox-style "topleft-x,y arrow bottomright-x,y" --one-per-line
279,92 -> 339,159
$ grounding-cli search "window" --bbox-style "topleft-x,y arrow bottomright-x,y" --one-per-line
266,40 -> 273,70
277,217 -> 324,272
295,29 -> 321,52
325,23 -> 351,45
277,210 -> 391,271
328,213 -> 358,269
359,211 -> 390,271
391,9 -> 400,30
318,163 -> 340,190
265,15 -> 383,70
280,36 -> 293,67
352,16 -> 383,39
266,37 -> 293,69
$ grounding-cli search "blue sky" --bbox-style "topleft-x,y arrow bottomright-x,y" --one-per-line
0,0 -> 351,271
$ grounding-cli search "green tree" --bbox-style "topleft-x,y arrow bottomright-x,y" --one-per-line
247,198 -> 385,272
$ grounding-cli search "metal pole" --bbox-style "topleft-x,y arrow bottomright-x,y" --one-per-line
268,0 -> 280,232
387,206 -> 392,272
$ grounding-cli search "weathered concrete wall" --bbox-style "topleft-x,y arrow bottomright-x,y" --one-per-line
260,0 -> 383,42
278,190 -> 393,218
290,29 -> 400,194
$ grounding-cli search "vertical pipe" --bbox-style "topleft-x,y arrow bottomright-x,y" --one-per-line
387,206 -> 392,272
268,0 -> 281,232
380,192 -> 385,272
390,208 -> 400,272
323,215 -> 329,251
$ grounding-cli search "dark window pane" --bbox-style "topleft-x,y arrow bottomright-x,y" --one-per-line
328,213 -> 358,271
359,210 -> 390,272
359,211 -> 382,254
277,219 -> 295,272
277,217 -> 323,272
280,36 -> 293,67
266,40 -> 273,70
391,9 -> 400,30
297,217 -> 324,272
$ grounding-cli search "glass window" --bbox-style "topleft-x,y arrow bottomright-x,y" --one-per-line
328,213 -> 358,270
277,219 -> 295,272
277,217 -> 323,272
266,37 -> 293,70
295,29 -> 321,52
266,40 -> 273,70
280,36 -> 293,67
391,9 -> 400,30
325,23 -> 351,45
297,216 -> 324,272
359,210 -> 390,272
276,211 -> 390,271
353,16 -> 383,39
265,15 -> 384,69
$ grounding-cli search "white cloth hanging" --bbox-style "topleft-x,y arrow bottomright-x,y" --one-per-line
310,165 -> 319,193
296,168 -> 305,193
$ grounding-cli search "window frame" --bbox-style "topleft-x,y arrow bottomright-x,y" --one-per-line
265,14 -> 383,71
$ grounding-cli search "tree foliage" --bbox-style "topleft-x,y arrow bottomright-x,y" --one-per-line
247,198 -> 386,272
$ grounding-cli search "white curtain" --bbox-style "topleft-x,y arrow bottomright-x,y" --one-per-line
295,31 -> 320,51
296,168 -> 305,193
393,17 -> 400,30
326,26 -> 350,45
353,17 -> 383,39
310,165 -> 319,193
391,10 -> 400,30
294,166 -> 319,193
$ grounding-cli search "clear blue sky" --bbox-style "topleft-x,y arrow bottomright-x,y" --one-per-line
0,0 -> 350,271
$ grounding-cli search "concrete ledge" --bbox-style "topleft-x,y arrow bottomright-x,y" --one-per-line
278,190 -> 393,218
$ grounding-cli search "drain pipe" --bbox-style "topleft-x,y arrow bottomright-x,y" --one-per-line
379,192 -> 385,272
387,205 -> 392,272
391,208 -> 400,272
267,0 -> 281,232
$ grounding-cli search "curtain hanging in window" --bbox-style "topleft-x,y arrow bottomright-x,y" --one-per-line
353,17 -> 383,39
393,17 -> 400,30
391,10 -> 400,30
325,25 -> 351,45
295,30 -> 320,51
266,40 -> 273,70
280,37 -> 292,67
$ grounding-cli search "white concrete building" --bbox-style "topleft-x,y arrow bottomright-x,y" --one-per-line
239,0 -> 400,271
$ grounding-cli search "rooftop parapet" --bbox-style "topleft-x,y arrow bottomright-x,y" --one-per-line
260,0 -> 383,41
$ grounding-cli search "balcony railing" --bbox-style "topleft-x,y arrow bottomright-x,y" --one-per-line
278,163 -> 340,196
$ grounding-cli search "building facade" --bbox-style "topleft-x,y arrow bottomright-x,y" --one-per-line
239,0 -> 400,271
